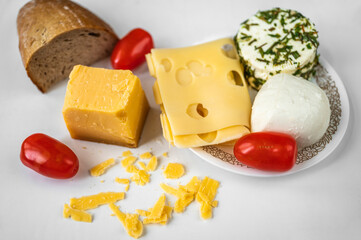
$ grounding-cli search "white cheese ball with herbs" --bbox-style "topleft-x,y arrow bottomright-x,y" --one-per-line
251,74 -> 330,149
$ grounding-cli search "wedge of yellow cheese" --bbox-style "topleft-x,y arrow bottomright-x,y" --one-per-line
63,65 -> 149,148
146,38 -> 251,147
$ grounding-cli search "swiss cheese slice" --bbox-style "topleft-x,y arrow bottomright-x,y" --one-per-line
146,38 -> 251,147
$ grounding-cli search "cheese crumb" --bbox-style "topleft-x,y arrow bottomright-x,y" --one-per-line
121,156 -> 137,168
163,163 -> 185,179
89,158 -> 115,177
139,152 -> 153,159
126,165 -> 139,173
146,156 -> 158,172
109,203 -> 143,239
137,161 -> 147,170
135,209 -> 149,217
115,178 -> 130,191
162,152 -> 168,157
63,204 -> 92,223
160,176 -> 201,213
115,178 -> 130,184
131,169 -> 150,186
70,192 -> 125,210
196,176 -> 219,219
122,150 -> 133,157
139,194 -> 173,225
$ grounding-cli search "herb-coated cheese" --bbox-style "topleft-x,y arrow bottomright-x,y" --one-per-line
235,8 -> 319,90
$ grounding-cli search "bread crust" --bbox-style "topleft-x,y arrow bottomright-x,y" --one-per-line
17,0 -> 119,92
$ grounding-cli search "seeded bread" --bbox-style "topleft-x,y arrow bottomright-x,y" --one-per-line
17,0 -> 119,93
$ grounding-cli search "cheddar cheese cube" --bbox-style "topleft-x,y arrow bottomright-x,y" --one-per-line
146,38 -> 251,148
63,65 -> 149,148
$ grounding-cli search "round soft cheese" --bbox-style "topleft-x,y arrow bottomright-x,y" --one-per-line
251,73 -> 330,149
235,8 -> 319,90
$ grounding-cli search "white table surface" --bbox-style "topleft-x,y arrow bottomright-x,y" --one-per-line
1,0 -> 360,239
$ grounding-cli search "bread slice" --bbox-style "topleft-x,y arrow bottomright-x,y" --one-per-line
17,0 -> 119,93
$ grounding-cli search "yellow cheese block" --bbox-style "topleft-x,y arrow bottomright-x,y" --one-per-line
146,38 -> 251,147
63,65 -> 149,148
89,158 -> 115,177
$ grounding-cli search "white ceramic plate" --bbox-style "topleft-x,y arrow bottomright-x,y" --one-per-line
190,57 -> 350,177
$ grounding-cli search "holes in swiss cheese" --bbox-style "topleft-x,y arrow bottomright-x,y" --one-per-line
186,61 -> 203,76
161,58 -> 172,72
176,68 -> 193,86
228,70 -> 244,86
186,61 -> 212,77
186,103 -> 208,119
221,44 -> 237,59
198,131 -> 217,143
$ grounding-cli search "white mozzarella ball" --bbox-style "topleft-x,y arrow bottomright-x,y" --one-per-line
251,73 -> 330,149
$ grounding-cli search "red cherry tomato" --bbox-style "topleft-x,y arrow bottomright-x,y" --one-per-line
20,133 -> 79,179
111,28 -> 154,70
233,132 -> 297,172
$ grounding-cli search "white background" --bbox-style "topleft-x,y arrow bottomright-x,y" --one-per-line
1,0 -> 360,239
